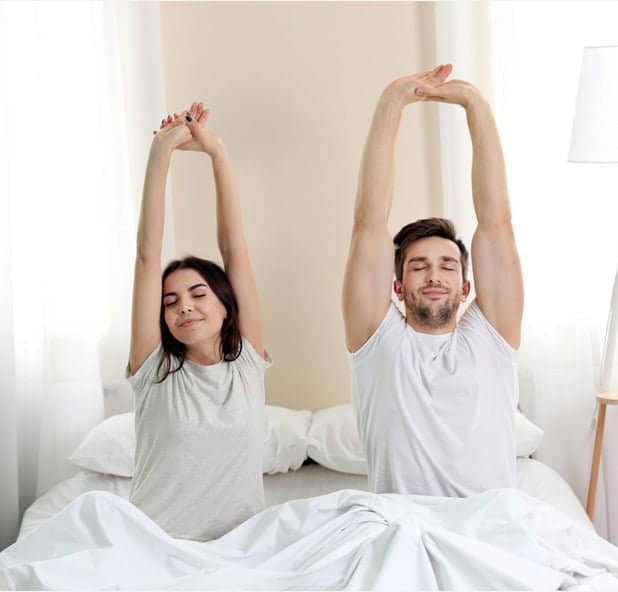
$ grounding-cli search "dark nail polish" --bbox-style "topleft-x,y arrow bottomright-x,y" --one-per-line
185,114 -> 193,122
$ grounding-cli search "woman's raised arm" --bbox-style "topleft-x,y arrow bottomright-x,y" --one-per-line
184,103 -> 266,359
128,118 -> 191,376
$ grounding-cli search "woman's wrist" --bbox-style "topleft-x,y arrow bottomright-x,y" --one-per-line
206,137 -> 227,162
150,135 -> 175,159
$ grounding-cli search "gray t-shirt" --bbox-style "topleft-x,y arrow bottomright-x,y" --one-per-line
351,299 -> 518,497
125,338 -> 271,541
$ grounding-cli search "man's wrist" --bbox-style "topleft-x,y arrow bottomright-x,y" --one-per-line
380,83 -> 408,110
463,91 -> 491,114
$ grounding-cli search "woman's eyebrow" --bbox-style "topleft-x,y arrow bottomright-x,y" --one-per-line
163,283 -> 208,298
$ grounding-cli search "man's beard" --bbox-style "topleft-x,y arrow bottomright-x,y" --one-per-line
404,289 -> 459,330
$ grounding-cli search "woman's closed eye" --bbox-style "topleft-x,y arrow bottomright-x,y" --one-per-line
164,294 -> 206,307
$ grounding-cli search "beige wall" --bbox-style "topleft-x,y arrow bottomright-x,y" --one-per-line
160,2 -> 442,410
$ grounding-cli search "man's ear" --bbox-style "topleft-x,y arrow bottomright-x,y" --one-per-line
393,279 -> 404,301
461,280 -> 471,300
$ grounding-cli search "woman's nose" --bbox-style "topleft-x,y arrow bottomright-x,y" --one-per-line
179,302 -> 193,313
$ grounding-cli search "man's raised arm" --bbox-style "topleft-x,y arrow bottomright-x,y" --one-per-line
343,65 -> 453,352
465,96 -> 524,349
414,70 -> 523,349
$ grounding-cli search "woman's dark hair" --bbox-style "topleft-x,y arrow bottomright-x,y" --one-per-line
393,217 -> 469,283
154,255 -> 242,383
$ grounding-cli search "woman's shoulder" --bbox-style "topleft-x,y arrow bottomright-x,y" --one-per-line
236,337 -> 272,372
125,343 -> 165,389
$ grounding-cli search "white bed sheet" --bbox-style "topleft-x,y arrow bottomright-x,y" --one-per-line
18,457 -> 592,542
4,487 -> 618,591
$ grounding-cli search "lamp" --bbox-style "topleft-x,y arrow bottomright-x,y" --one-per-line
568,45 -> 618,519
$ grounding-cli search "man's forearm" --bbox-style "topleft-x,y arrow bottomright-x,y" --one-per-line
466,97 -> 511,227
354,87 -> 406,228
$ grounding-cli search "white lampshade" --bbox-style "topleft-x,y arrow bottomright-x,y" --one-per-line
568,45 -> 618,163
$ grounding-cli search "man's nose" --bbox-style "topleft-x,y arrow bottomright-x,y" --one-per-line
426,267 -> 442,283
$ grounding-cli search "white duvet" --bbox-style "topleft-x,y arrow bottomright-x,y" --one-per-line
1,487 -> 618,591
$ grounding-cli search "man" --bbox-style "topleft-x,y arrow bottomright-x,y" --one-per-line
342,64 -> 524,496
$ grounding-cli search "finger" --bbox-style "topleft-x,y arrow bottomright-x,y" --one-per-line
419,64 -> 444,80
439,64 -> 453,79
415,85 -> 442,99
429,64 -> 452,83
197,108 -> 210,125
196,103 -> 207,122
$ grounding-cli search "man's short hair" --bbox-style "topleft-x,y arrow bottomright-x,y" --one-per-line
393,217 -> 469,283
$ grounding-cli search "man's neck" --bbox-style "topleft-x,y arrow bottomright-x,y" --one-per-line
405,316 -> 457,335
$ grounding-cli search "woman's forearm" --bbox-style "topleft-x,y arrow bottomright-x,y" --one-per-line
136,140 -> 172,261
211,144 -> 248,260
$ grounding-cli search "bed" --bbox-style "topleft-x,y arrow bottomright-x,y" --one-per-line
17,457 -> 592,541
4,405 -> 618,590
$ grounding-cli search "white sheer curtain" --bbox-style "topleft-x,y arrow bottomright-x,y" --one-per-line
433,1 -> 618,544
0,1 -> 174,550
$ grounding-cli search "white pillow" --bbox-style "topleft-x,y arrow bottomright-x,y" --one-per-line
69,405 -> 311,477
68,412 -> 135,477
307,404 -> 545,475
515,409 -> 545,457
306,405 -> 368,475
262,405 -> 312,474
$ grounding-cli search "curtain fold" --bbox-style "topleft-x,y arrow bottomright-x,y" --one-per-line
0,0 -> 173,550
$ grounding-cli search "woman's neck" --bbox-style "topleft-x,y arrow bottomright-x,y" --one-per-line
185,337 -> 223,366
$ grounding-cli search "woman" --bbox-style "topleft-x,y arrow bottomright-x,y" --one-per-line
126,102 -> 271,541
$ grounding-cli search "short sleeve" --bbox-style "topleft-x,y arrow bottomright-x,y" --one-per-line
460,300 -> 518,359
349,301 -> 405,363
237,338 -> 272,372
125,343 -> 164,393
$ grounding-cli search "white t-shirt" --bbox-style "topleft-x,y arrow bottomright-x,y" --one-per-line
125,338 -> 271,541
350,299 -> 518,497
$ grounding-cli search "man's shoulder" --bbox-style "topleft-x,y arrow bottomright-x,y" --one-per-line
349,301 -> 406,362
457,299 -> 518,358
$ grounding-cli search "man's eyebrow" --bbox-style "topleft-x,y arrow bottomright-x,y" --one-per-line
407,256 -> 459,264
163,283 -> 207,298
